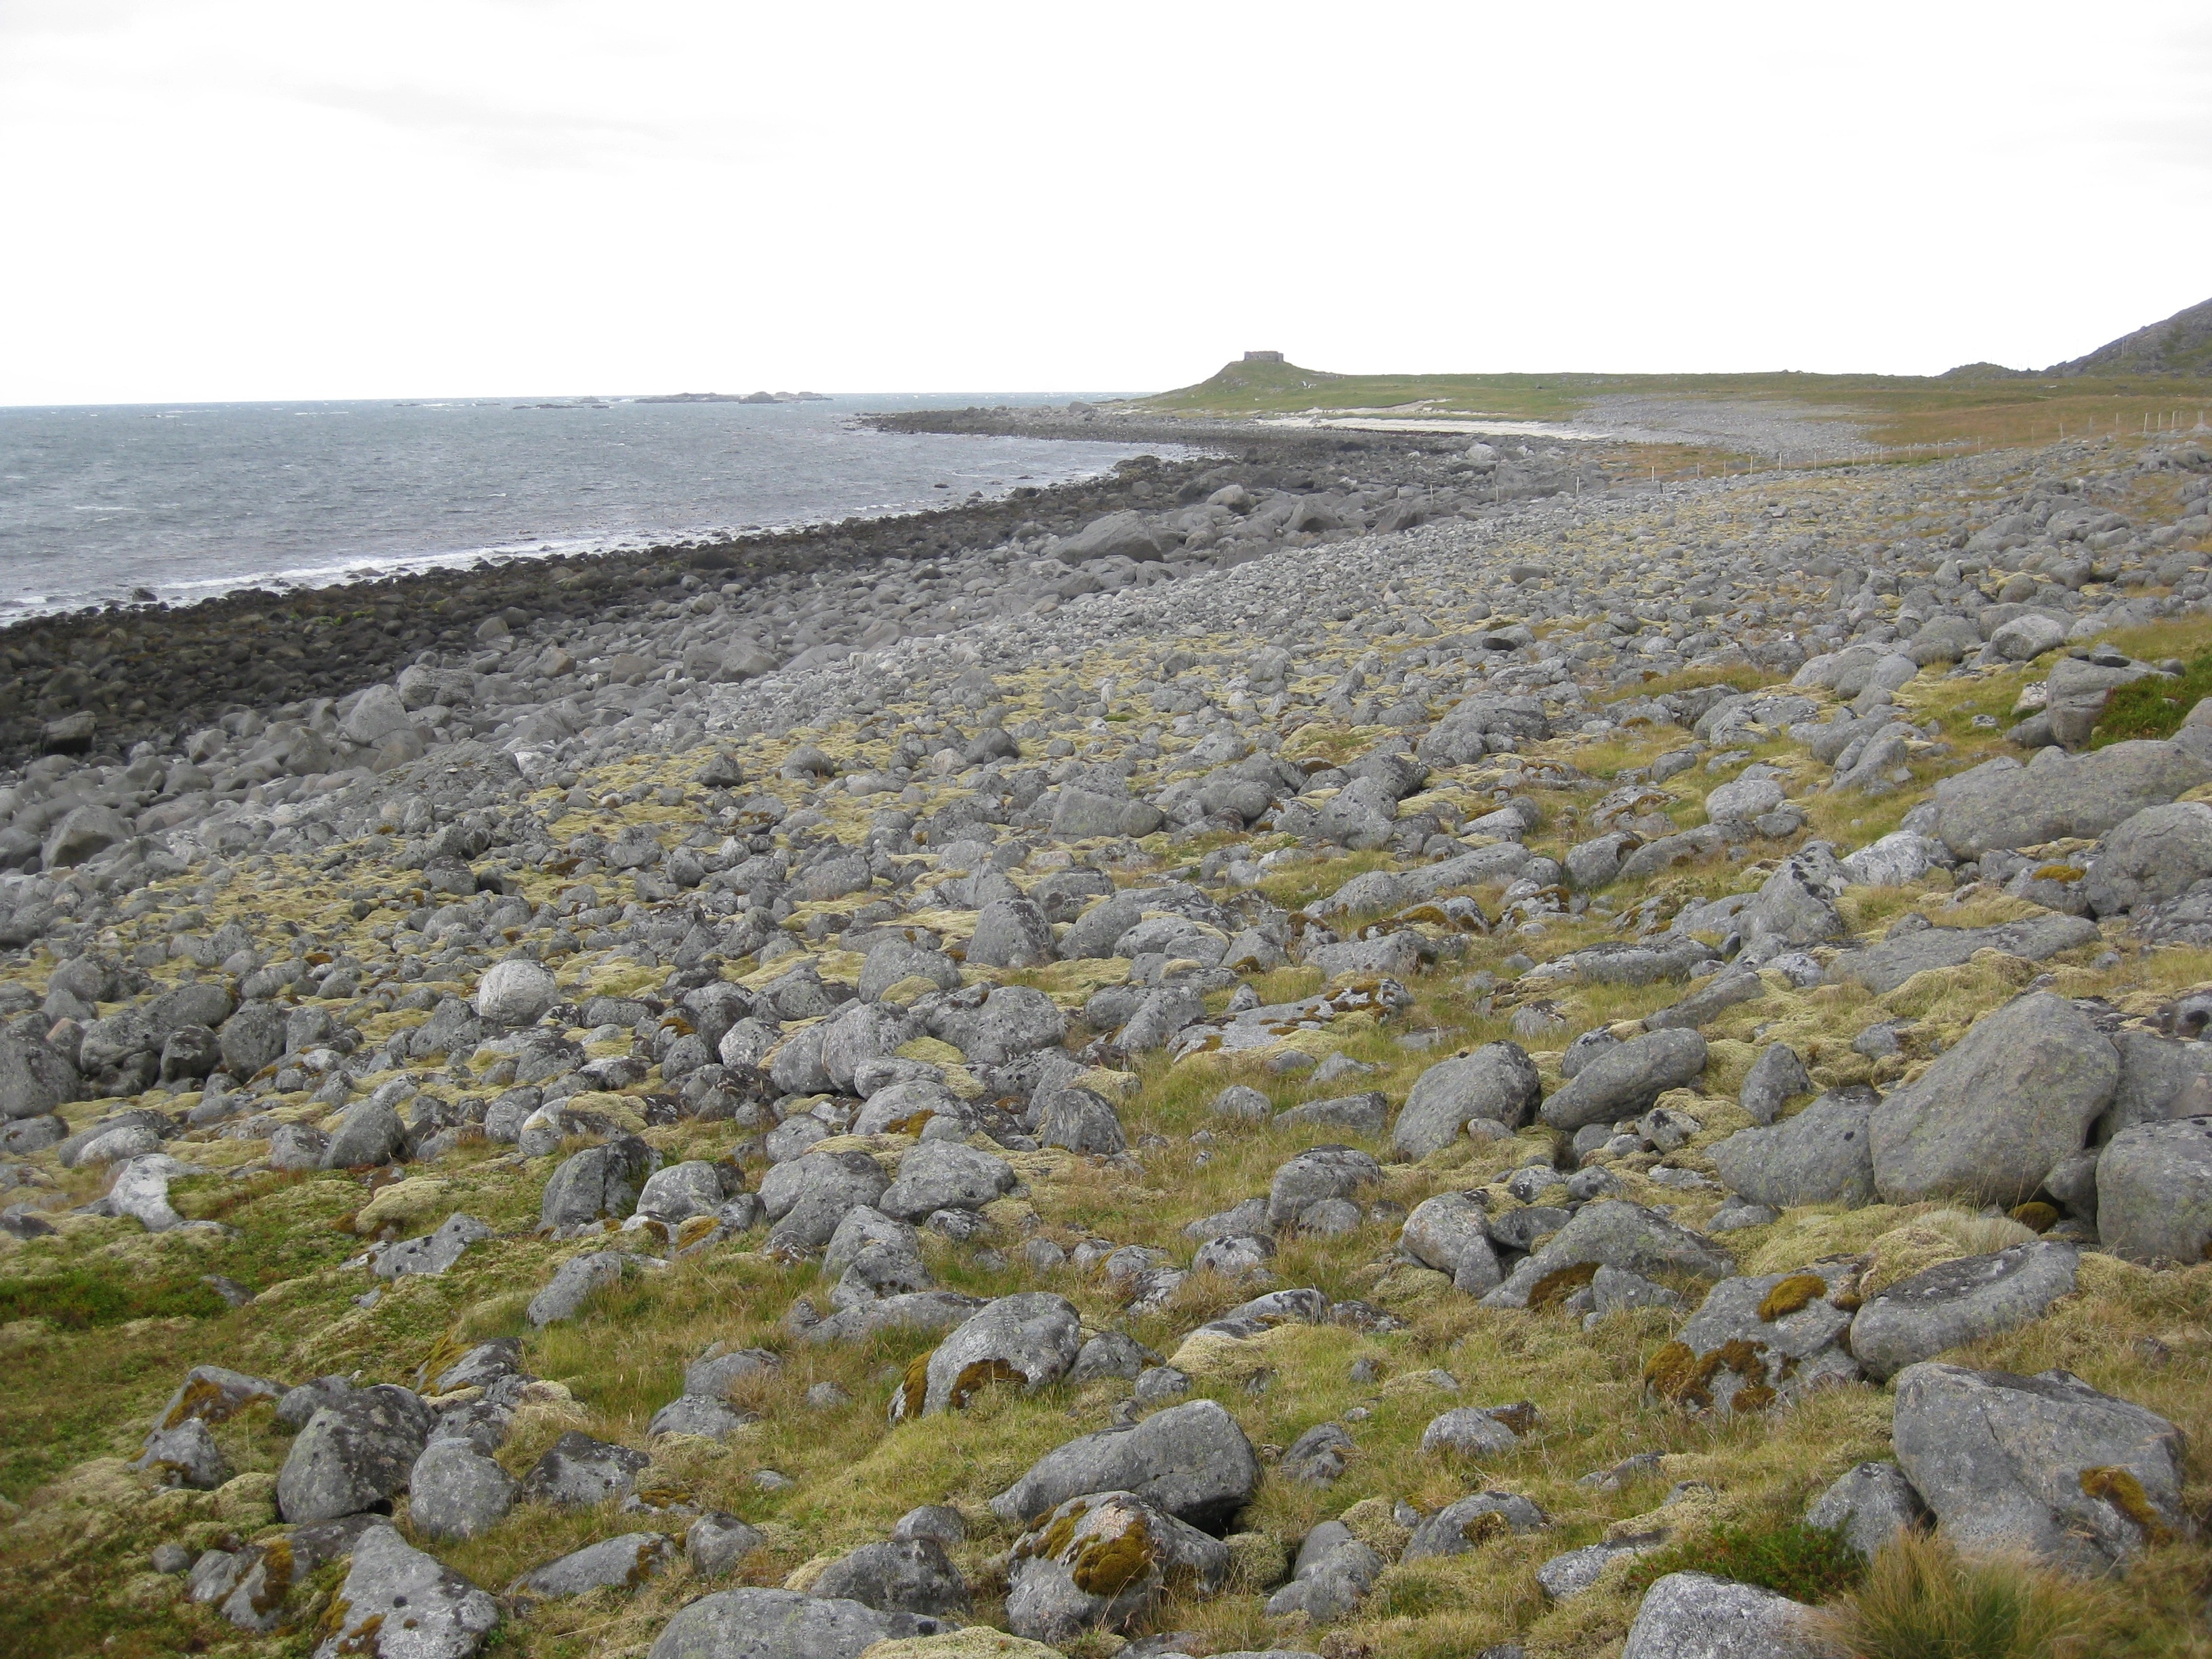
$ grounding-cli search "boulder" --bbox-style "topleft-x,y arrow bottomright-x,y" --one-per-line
541,1136 -> 660,1228
1267,1146 -> 1383,1229
687,1512 -> 769,1578
315,1525 -> 497,1659
321,1100 -> 409,1169
527,1250 -> 626,1326
520,1430 -> 651,1507
476,958 -> 558,1025
1849,1241 -> 2081,1380
1891,1362 -> 2191,1573
369,1212 -> 491,1279
277,1385 -> 434,1523
1737,1043 -> 1811,1125
134,1419 -> 228,1490
880,1142 -> 1018,1223
1265,1518 -> 1385,1620
510,1532 -> 676,1601
2084,802 -> 2212,916
1397,1191 -> 1502,1295
1390,1044 -> 1540,1158
1036,1088 -> 1127,1155
966,898 -> 1056,970
1830,913 -> 2102,994
1643,1263 -> 1860,1417
1057,510 -> 1163,562
646,1587 -> 956,1659
1804,1460 -> 1929,1559
1420,1408 -> 1519,1458
1709,1086 -> 1877,1208
1401,1490 -> 1549,1562
1934,743 -> 2212,857
408,1439 -> 518,1540
1005,1490 -> 1230,1644
901,1292 -> 1083,1418
1620,1573 -> 1822,1659
1870,994 -> 2116,1206
1483,1202 -> 1733,1309
989,1397 -> 1260,1532
761,1148 -> 892,1252
1538,1029 -> 1707,1132
2096,1116 -> 2212,1262
0,1033 -> 78,1119
811,1538 -> 970,1618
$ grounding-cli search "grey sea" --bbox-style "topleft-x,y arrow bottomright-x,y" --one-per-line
0,392 -> 1153,616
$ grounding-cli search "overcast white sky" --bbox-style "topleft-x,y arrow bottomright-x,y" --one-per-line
4,1 -> 2210,404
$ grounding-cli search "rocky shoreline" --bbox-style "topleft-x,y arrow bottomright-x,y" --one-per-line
3,419 -> 2212,1658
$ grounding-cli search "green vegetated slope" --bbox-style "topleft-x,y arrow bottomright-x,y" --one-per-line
1139,349 -> 2212,455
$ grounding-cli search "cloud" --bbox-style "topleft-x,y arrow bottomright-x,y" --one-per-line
297,83 -> 698,170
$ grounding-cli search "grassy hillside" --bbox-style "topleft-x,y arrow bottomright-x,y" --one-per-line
1136,357 -> 2212,456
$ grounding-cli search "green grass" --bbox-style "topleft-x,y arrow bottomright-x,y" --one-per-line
1626,1517 -> 1864,1605
1812,1532 -> 2114,1659
0,1271 -> 230,1332
2093,653 -> 2212,745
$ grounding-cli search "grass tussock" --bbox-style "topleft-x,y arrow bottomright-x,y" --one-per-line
1812,1532 -> 2114,1659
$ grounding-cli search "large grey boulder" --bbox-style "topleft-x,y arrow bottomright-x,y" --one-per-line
818,1002 -> 924,1091
2046,655 -> 2161,748
1539,1029 -> 1707,1132
510,1532 -> 675,1601
1058,509 -> 1162,562
2097,1116 -> 2212,1262
527,1250 -> 626,1326
989,1397 -> 1260,1532
1849,1242 -> 2080,1380
1400,1490 -> 1549,1562
1710,1086 -> 1877,1208
808,1538 -> 969,1617
2084,801 -> 2212,916
880,1141 -> 1017,1223
134,1419 -> 228,1490
1805,1460 -> 1929,1559
408,1439 -> 518,1540
1645,1262 -> 1860,1416
1054,787 -> 1165,840
903,1292 -> 1083,1418
2099,1031 -> 2212,1141
1483,1202 -> 1733,1309
277,1385 -> 434,1523
1870,993 -> 2116,1206
1420,1407 -> 1519,1458
1391,1043 -> 1540,1157
1267,1145 -> 1383,1229
0,1033 -> 78,1119
1620,1573 -> 1823,1659
646,1586 -> 956,1659
687,1512 -> 769,1578
966,897 -> 1056,969
763,1148 -> 893,1253
321,1100 -> 409,1169
1006,1490 -> 1229,1644
637,1160 -> 735,1225
1737,1042 -> 1811,1126
540,1136 -> 660,1228
476,958 -> 558,1025
926,984 -> 1068,1064
314,1525 -> 497,1659
1933,742 -> 2212,857
1891,1362 -> 2192,1573
1733,846 -> 1849,953
1831,913 -> 2102,994
802,1290 -> 987,1345
1398,1191 -> 1502,1295
1265,1519 -> 1385,1620
1036,1088 -> 1127,1155
520,1430 -> 651,1507
369,1212 -> 491,1279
